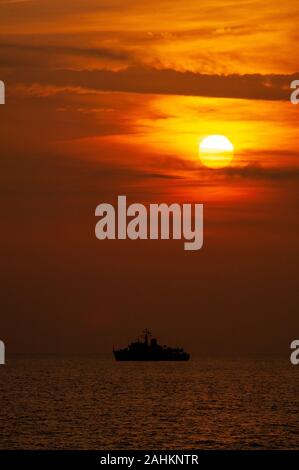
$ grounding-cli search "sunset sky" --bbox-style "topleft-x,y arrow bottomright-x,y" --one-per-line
1,0 -> 298,354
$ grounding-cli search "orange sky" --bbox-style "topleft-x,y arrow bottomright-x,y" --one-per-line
0,0 -> 299,354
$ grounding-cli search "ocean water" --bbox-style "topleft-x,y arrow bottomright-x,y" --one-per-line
0,355 -> 298,449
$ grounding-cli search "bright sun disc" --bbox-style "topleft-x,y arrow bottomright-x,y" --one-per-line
199,135 -> 234,169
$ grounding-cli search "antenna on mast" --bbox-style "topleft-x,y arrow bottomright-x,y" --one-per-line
143,328 -> 152,345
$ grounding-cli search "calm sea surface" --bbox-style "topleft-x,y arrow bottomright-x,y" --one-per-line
0,355 -> 298,449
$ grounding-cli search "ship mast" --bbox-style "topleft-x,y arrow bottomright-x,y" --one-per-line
143,328 -> 152,346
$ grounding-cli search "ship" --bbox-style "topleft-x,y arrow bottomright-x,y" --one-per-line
113,329 -> 190,361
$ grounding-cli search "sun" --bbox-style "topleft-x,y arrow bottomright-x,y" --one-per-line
199,135 -> 234,169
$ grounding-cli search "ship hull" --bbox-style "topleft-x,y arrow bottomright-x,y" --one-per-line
113,351 -> 190,361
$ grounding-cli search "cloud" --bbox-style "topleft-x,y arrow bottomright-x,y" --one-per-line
6,67 -> 297,101
141,153 -> 299,183
0,42 -> 132,62
0,42 -> 133,69
218,163 -> 299,181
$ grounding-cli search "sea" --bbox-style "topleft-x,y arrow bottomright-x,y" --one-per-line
0,355 -> 298,449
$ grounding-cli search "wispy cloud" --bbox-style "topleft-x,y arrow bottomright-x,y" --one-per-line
217,164 -> 299,181
0,42 -> 133,66
4,67 -> 297,101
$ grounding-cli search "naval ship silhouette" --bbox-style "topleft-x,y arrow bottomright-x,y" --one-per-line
113,329 -> 190,361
